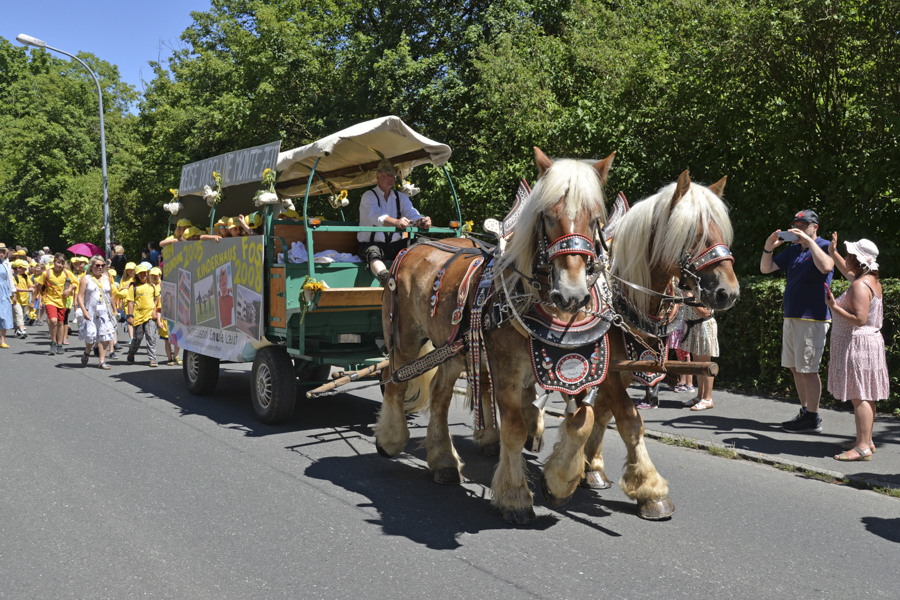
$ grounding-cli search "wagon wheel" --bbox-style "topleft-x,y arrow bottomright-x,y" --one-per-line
183,350 -> 220,395
251,347 -> 297,424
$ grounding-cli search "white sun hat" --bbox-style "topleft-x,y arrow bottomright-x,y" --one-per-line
844,238 -> 879,272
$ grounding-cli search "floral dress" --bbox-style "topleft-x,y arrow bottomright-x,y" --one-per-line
827,281 -> 889,401
79,275 -> 116,344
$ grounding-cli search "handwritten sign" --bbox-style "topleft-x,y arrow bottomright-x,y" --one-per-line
178,141 -> 282,196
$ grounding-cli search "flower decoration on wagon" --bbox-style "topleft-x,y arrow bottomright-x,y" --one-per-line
328,190 -> 349,210
300,275 -> 329,322
203,171 -> 224,208
254,168 -> 296,212
400,179 -> 420,197
163,188 -> 183,215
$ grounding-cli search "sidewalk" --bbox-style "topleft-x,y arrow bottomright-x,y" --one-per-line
612,384 -> 900,489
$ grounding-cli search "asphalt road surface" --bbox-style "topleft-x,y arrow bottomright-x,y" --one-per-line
2,332 -> 898,599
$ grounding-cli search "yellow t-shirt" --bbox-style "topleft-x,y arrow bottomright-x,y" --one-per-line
126,282 -> 158,326
152,283 -> 168,337
36,269 -> 75,309
14,274 -> 30,305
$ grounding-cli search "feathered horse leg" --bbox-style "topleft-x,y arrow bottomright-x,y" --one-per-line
581,402 -> 614,490
540,394 -> 595,506
426,359 -> 466,483
606,374 -> 674,519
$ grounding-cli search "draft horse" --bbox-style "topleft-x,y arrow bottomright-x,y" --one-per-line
374,148 -> 613,525
539,170 -> 740,519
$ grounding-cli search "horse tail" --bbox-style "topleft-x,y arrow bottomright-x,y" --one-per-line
402,341 -> 437,413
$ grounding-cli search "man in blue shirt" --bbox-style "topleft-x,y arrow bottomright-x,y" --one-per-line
760,209 -> 834,432
148,242 -> 160,267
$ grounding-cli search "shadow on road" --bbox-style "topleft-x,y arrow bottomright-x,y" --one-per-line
861,517 -> 900,544
109,365 -> 384,439
302,435 -> 561,549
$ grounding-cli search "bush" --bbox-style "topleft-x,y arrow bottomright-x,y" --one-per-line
715,276 -> 899,413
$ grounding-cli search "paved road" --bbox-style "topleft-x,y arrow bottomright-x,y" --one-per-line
2,331 -> 899,599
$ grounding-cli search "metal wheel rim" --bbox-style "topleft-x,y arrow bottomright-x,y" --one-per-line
186,352 -> 200,383
256,363 -> 273,409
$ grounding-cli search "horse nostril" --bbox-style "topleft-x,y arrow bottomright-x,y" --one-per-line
549,291 -> 565,306
715,289 -> 729,304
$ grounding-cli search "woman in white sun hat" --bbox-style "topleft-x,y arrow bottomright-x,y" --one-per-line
825,235 -> 888,462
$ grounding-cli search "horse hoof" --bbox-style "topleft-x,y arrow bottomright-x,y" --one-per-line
581,470 -> 612,489
525,435 -> 544,453
433,468 -> 462,485
500,507 -> 537,526
375,442 -> 396,458
481,441 -> 500,457
540,475 -> 573,508
638,496 -> 675,520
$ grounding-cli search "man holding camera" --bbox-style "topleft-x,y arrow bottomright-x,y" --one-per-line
760,210 -> 835,432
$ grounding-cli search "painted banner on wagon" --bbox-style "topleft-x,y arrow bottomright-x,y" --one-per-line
162,236 -> 266,362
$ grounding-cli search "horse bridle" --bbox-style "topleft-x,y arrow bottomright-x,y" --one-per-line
526,213 -> 607,290
678,243 -> 734,293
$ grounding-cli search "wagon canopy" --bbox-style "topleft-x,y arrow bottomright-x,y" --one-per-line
275,116 -> 452,198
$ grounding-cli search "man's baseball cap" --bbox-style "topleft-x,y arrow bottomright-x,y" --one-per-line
790,209 -> 818,225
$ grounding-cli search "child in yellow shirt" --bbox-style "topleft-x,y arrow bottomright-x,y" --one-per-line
126,264 -> 159,366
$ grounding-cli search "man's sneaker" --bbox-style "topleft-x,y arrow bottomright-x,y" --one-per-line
780,408 -> 807,428
782,411 -> 822,433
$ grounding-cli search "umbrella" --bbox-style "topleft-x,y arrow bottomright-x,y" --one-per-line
67,242 -> 103,257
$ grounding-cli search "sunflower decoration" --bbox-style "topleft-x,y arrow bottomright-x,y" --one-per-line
300,275 -> 329,322
328,190 -> 349,210
163,188 -> 183,215
254,167 -> 281,207
203,172 -> 224,207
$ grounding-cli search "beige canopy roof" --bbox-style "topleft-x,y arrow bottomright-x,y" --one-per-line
275,116 -> 452,197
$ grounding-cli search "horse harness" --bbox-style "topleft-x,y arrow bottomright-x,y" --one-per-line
385,196 -> 734,425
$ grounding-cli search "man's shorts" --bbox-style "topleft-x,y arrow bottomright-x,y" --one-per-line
46,304 -> 66,322
782,319 -> 830,373
358,239 -> 409,264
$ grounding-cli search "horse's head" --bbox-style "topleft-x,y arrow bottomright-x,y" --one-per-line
667,171 -> 739,311
530,147 -> 615,314
611,170 -> 739,316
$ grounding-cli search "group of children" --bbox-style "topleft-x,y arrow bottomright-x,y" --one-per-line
159,211 -> 285,249
5,249 -> 181,368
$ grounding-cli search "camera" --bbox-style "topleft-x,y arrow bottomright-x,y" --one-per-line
777,231 -> 799,242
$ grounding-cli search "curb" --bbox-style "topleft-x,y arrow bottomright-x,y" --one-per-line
452,388 -> 900,494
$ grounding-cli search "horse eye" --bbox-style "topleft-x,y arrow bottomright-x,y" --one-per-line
543,215 -> 555,228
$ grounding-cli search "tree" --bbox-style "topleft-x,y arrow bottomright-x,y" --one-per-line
0,37 -> 141,255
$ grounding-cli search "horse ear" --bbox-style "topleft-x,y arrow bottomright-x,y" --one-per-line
671,170 -> 691,210
708,176 -> 727,197
593,152 -> 616,184
534,147 -> 554,179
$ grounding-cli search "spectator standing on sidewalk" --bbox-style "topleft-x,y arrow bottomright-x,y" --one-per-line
680,291 -> 719,411
825,236 -> 888,462
760,209 -> 835,433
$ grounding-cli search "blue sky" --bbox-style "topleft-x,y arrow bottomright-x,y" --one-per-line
2,0 -> 213,96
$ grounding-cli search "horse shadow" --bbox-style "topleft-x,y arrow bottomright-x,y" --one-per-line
861,517 -> 900,544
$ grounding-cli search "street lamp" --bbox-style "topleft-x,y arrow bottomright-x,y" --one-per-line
16,33 -> 111,260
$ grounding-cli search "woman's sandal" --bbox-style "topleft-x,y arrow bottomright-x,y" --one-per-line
682,396 -> 701,408
98,362 -> 111,370
691,398 -> 714,411
835,446 -> 872,461
81,352 -> 90,365
841,441 -> 876,454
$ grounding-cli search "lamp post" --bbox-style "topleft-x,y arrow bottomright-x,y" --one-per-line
16,33 -> 111,260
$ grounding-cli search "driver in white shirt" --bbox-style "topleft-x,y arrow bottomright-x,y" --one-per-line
357,159 -> 431,284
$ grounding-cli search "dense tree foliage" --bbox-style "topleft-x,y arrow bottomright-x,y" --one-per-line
0,38 -> 140,253
2,0 -> 898,274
